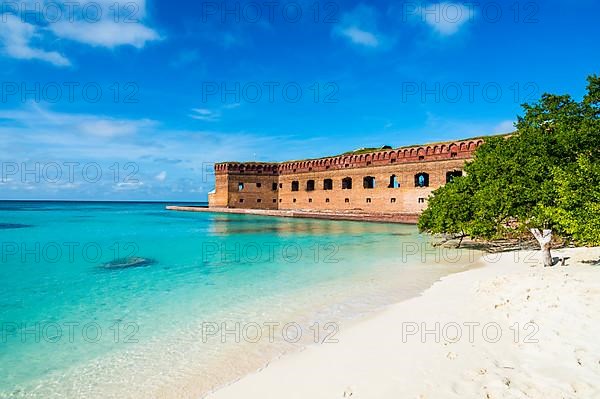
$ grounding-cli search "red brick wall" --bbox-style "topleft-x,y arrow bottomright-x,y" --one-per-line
208,138 -> 483,214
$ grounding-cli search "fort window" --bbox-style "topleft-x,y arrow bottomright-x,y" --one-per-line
291,181 -> 299,191
391,198 -> 396,203
415,173 -> 429,188
366,161 -> 372,166
451,152 -> 458,158
279,199 -> 282,203
366,198 -> 372,203
446,170 -> 463,183
238,182 -> 244,191
326,198 -> 330,203
363,176 -> 375,189
309,167 -> 313,171
257,199 -> 262,203
272,182 -> 278,191
323,178 -> 333,190
345,198 -> 350,203
418,198 -> 426,204
342,177 -> 353,190
326,165 -> 331,170
293,198 -> 297,203
256,183 -> 262,188
239,198 -> 244,203
309,198 -> 313,203
419,155 -> 425,161
273,199 -> 277,203
388,175 -> 399,188
279,183 -> 283,189
390,158 -> 396,164
306,180 -> 315,191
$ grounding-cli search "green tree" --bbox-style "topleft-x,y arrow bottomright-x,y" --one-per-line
550,155 -> 600,245
419,75 -> 600,265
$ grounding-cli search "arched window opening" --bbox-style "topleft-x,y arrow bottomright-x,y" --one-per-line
415,173 -> 429,188
446,170 -> 463,183
388,175 -> 399,188
323,179 -> 333,190
306,180 -> 315,191
291,181 -> 299,191
342,177 -> 352,190
363,176 -> 375,189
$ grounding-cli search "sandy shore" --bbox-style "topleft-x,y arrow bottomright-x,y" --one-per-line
208,246 -> 600,398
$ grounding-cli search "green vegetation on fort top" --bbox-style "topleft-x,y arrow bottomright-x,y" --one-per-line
337,134 -> 514,157
419,74 -> 600,259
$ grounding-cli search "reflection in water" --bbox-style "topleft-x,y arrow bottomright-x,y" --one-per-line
207,213 -> 410,237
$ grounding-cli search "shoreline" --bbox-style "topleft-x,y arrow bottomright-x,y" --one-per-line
166,206 -> 420,224
196,252 -> 485,399
208,246 -> 600,398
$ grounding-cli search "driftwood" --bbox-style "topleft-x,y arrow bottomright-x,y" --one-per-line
530,228 -> 553,267
432,235 -> 539,253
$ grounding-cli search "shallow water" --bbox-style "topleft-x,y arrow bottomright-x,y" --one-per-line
0,201 -> 479,398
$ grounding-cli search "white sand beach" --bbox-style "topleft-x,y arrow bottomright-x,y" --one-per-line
209,247 -> 600,398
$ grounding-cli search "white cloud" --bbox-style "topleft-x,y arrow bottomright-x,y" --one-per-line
415,2 -> 473,36
114,181 -> 145,191
334,4 -> 390,49
189,103 -> 240,122
0,103 -> 338,200
190,108 -> 221,122
0,0 -> 159,66
0,103 -> 156,139
49,19 -> 160,49
77,118 -> 155,138
338,27 -> 379,47
0,14 -> 70,66
155,171 -> 167,182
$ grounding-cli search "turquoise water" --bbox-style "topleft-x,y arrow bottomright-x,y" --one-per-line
0,202 -> 477,398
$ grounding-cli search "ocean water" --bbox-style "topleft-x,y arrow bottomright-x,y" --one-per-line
0,201 -> 478,398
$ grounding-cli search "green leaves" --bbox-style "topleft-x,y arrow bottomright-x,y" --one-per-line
419,75 -> 600,246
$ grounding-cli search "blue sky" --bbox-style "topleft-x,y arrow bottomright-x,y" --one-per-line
0,0 -> 598,201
